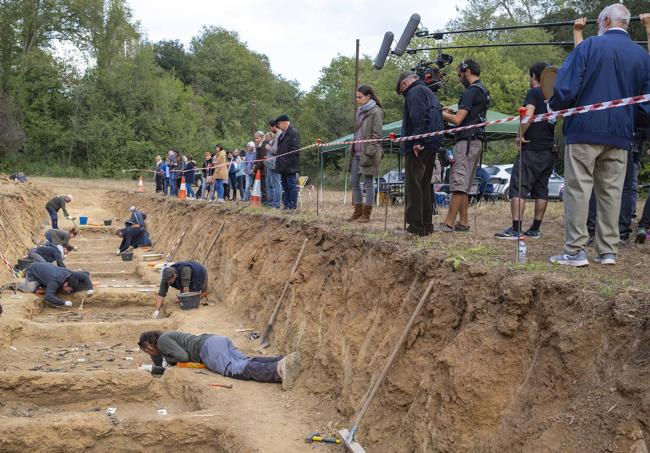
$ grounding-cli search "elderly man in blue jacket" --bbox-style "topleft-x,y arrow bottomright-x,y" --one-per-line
549,4 -> 650,267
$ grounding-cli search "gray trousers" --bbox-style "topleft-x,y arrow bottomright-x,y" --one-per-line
350,156 -> 374,206
17,278 -> 39,293
563,143 -> 627,256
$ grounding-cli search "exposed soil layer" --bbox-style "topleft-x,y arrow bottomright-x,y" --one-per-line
108,191 -> 650,452
1,177 -> 649,452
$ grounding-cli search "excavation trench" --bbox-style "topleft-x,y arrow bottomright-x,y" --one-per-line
1,181 -> 649,452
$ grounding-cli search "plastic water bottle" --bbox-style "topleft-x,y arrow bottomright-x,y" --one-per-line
517,236 -> 527,264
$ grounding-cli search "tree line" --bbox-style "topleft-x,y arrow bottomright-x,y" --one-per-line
0,0 -> 647,178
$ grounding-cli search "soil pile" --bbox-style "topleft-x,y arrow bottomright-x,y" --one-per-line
110,192 -> 650,452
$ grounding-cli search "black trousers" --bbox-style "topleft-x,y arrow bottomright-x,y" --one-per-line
155,174 -> 163,192
119,228 -> 144,253
237,356 -> 281,383
404,149 -> 436,234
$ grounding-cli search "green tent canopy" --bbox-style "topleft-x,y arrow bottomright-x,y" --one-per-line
322,104 -> 519,151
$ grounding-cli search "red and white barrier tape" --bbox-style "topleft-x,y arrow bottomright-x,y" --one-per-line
521,93 -> 650,124
0,252 -> 18,278
123,93 -> 650,174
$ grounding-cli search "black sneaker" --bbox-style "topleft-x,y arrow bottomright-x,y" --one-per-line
523,229 -> 541,239
636,227 -> 647,244
495,227 -> 520,240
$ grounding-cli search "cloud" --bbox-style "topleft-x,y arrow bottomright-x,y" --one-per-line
127,0 -> 465,90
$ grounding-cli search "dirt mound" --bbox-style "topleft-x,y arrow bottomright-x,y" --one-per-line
107,193 -> 650,452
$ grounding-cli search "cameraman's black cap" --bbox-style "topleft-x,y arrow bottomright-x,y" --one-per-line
396,71 -> 417,94
275,114 -> 290,123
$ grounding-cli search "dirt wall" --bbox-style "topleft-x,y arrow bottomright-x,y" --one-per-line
0,176 -> 50,265
110,193 -> 650,452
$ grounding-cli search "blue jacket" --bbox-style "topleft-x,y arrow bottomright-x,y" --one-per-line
400,80 -> 444,155
550,30 -> 650,150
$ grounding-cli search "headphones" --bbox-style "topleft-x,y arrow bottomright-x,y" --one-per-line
459,60 -> 469,72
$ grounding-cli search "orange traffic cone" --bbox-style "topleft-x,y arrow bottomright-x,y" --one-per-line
136,175 -> 144,193
250,170 -> 262,207
178,176 -> 187,200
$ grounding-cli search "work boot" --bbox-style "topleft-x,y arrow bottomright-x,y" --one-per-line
347,204 -> 363,221
355,205 -> 372,223
277,351 -> 301,391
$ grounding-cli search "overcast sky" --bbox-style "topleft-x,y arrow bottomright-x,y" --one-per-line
126,0 -> 466,91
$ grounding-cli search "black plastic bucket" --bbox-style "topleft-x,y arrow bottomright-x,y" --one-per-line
104,219 -> 112,226
178,291 -> 200,310
120,251 -> 134,261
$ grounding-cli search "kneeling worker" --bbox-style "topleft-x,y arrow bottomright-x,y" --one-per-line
152,261 -> 207,319
138,330 -> 302,390
28,244 -> 67,268
116,227 -> 146,255
17,262 -> 93,307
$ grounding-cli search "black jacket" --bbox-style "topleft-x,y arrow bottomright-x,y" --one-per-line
275,125 -> 300,174
400,80 -> 444,155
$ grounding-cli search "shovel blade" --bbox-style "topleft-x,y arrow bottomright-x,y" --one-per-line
256,324 -> 272,351
338,429 -> 365,453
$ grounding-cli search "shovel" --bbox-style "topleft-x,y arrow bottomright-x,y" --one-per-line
257,238 -> 308,350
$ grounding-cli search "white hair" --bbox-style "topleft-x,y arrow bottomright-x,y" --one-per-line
254,130 -> 265,138
598,4 -> 631,30
247,141 -> 255,148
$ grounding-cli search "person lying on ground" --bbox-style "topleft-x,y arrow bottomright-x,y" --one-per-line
152,261 -> 208,318
17,262 -> 93,308
28,244 -> 67,268
115,227 -> 146,255
45,228 -> 78,249
45,195 -> 73,229
138,331 -> 302,390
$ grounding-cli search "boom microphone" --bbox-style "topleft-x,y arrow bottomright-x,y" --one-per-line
394,13 -> 420,56
373,31 -> 394,70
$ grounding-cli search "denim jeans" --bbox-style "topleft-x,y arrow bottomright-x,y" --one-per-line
236,175 -> 245,200
238,356 -> 281,382
266,168 -> 282,208
167,177 -> 176,196
244,174 -> 254,201
215,179 -> 224,200
280,173 -> 297,209
186,182 -> 195,198
350,155 -> 375,206
47,208 -> 58,229
229,173 -> 238,200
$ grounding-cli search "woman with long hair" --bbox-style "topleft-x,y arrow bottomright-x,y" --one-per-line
348,85 -> 384,223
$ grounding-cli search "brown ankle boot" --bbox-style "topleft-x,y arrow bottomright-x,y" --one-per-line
356,205 -> 372,223
348,204 -> 363,221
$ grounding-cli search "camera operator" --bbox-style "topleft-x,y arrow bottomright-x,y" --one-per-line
395,70 -> 444,236
440,59 -> 489,232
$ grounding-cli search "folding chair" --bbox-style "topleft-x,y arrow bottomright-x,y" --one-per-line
297,175 -> 314,208
484,177 -> 507,203
468,177 -> 482,205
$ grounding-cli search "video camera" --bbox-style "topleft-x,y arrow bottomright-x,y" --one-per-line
413,53 -> 453,92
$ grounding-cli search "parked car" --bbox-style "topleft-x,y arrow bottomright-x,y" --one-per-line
481,164 -> 564,200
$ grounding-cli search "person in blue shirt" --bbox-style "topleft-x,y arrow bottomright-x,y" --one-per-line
548,4 -> 650,267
